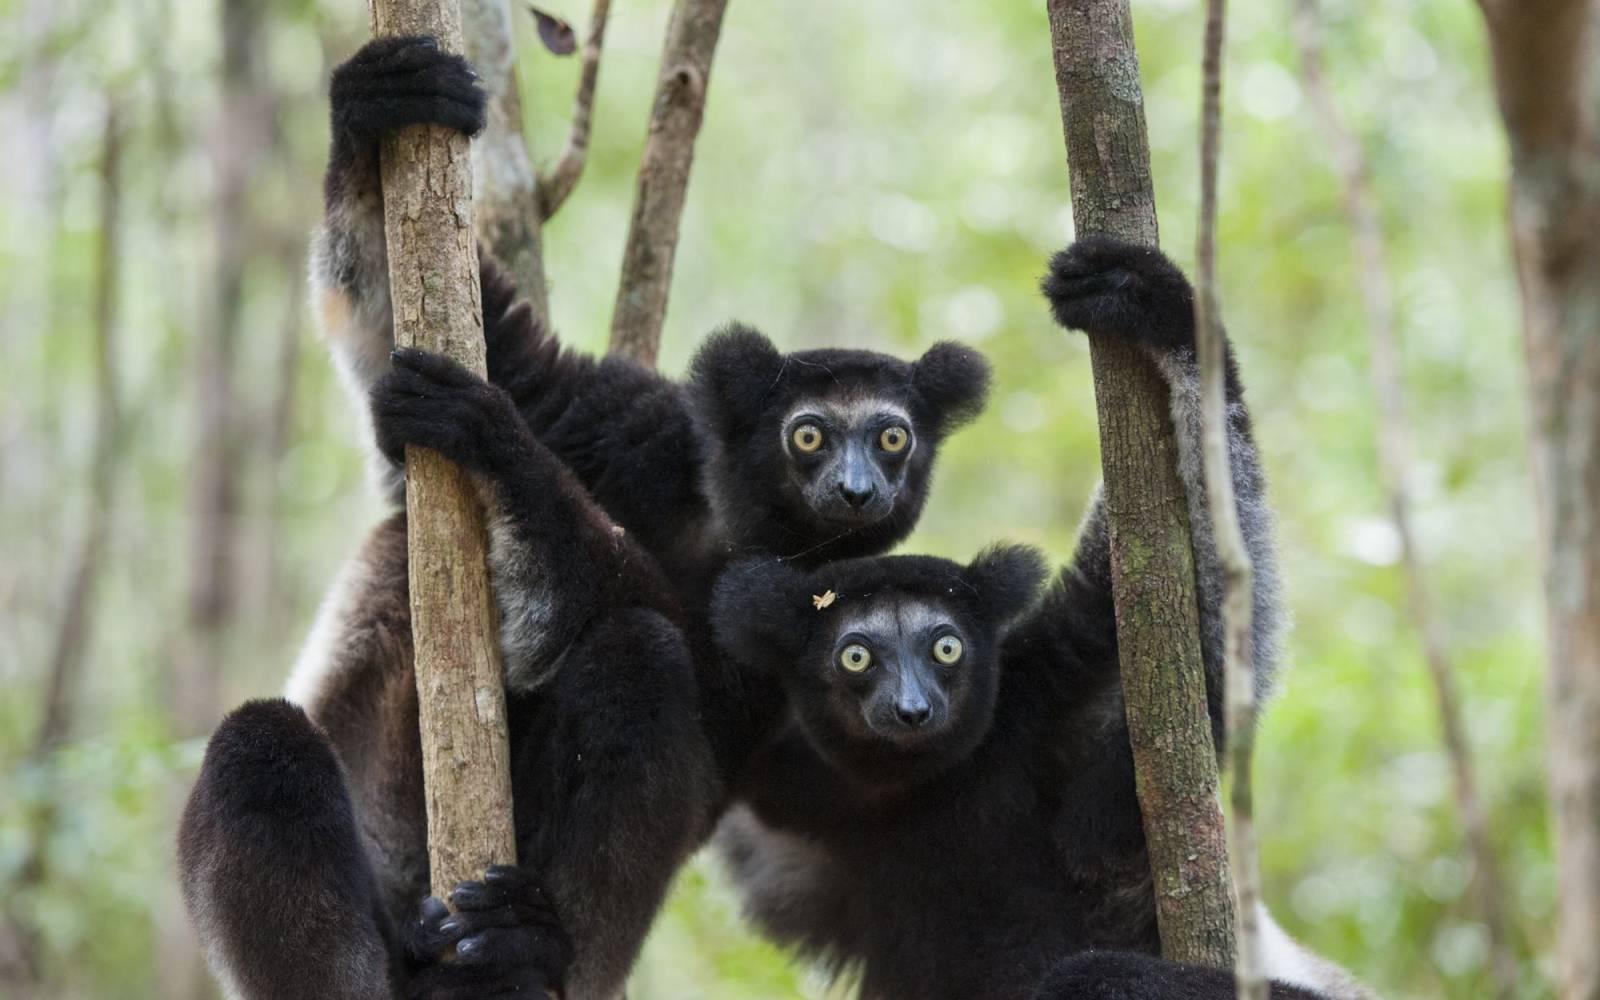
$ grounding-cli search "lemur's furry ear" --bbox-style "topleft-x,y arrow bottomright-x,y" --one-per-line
964,545 -> 1048,630
912,342 -> 991,434
687,324 -> 785,436
710,557 -> 813,668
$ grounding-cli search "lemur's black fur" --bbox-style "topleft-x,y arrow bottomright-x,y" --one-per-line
708,242 -> 1371,1000
181,35 -> 991,1000
180,348 -> 718,999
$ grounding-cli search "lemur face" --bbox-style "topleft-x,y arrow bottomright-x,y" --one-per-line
780,395 -> 916,527
688,327 -> 993,563
711,547 -> 1048,787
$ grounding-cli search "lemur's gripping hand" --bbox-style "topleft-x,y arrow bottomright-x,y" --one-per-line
372,348 -> 527,473
1041,235 -> 1196,356
405,865 -> 573,1000
330,36 -> 487,156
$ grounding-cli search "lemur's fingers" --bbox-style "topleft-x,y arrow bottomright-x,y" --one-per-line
389,347 -> 483,390
332,36 -> 486,141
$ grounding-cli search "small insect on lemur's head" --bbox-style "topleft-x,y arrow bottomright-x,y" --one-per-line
687,326 -> 991,565
712,546 -> 1047,787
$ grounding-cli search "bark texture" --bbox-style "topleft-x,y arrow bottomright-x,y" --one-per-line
462,0 -> 549,323
608,0 -> 728,367
1477,3 -> 1600,998
369,0 -> 518,900
1191,2 -> 1263,997
1046,0 -> 1235,967
539,0 -> 611,220
1297,3 -> 1516,995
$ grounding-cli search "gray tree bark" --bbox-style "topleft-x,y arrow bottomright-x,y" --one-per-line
1477,3 -> 1600,998
369,0 -> 519,901
608,0 -> 728,367
1045,0 -> 1236,967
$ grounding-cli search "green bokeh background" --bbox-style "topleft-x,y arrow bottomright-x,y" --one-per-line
0,0 -> 1549,997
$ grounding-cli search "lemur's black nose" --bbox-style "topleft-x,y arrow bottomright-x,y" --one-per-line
838,481 -> 876,508
894,701 -> 932,728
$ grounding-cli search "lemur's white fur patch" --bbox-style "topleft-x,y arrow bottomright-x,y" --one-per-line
1260,905 -> 1381,1000
486,507 -> 561,692
284,548 -> 369,711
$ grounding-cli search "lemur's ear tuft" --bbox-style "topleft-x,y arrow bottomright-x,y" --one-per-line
687,324 -> 785,437
965,545 -> 1048,630
912,342 -> 991,434
710,558 -> 813,669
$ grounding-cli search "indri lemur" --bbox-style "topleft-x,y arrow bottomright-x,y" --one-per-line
180,35 -> 990,1000
710,238 -> 1375,1000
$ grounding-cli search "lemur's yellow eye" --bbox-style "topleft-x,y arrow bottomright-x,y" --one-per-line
839,643 -> 873,673
879,426 -> 909,453
932,635 -> 963,665
793,424 -> 825,453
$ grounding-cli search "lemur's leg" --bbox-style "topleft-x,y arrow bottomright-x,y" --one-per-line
1033,950 -> 1331,1000
371,350 -> 718,998
1039,235 -> 1286,736
179,700 -> 569,1000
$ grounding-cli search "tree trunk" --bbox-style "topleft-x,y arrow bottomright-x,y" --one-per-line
462,0 -> 549,323
1045,0 -> 1235,967
1297,3 -> 1517,995
179,0 -> 273,737
1192,3 -> 1264,997
369,0 -> 519,901
1476,3 -> 1600,998
608,0 -> 728,367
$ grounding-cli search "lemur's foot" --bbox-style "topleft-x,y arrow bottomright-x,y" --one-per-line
405,865 -> 572,1000
331,36 -> 487,150
1041,235 -> 1195,354
371,347 -> 524,471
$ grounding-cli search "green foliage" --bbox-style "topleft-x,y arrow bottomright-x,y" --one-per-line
0,0 -> 1549,997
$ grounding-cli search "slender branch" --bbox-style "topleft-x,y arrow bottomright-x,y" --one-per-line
1191,3 -> 1263,999
1294,3 -> 1519,995
538,0 -> 611,220
608,0 -> 729,368
370,0 -> 519,901
1046,0 -> 1236,966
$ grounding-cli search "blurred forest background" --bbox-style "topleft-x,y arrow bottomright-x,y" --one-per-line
0,0 -> 1557,997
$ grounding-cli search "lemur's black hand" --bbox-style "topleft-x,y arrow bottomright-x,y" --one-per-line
330,36 -> 487,152
371,348 -> 527,472
404,865 -> 573,1000
1041,235 -> 1196,354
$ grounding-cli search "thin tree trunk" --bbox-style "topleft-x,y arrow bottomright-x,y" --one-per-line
369,0 -> 518,902
1045,0 -> 1236,966
1191,3 -> 1263,998
1476,3 -> 1600,999
463,0 -> 549,321
180,0 -> 273,737
1296,4 -> 1517,995
608,0 -> 728,367
539,0 -> 612,221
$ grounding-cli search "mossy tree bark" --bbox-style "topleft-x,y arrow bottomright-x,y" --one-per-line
1045,0 -> 1236,967
1477,3 -> 1600,998
368,0 -> 518,902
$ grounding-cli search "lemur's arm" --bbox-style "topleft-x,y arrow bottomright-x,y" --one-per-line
1034,236 -> 1285,744
371,347 -> 682,692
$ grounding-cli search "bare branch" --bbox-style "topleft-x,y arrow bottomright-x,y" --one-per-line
1190,3 -> 1264,999
1293,3 -> 1520,995
539,0 -> 611,220
608,0 -> 729,368
1046,0 -> 1236,966
370,0 -> 519,900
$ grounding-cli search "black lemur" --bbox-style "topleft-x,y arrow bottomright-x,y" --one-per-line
180,347 -> 717,999
708,238 -> 1377,1000
181,35 -> 992,1000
